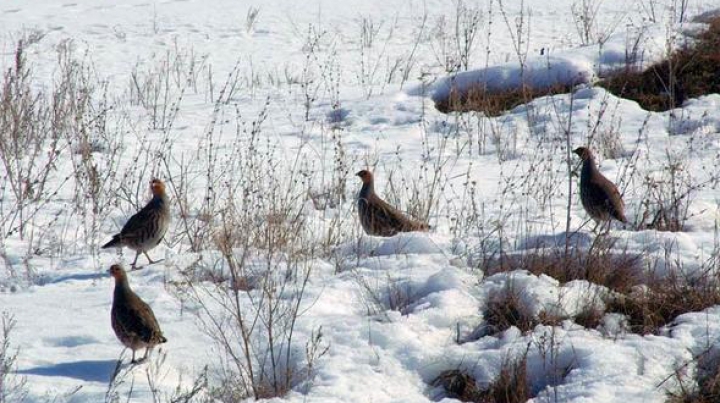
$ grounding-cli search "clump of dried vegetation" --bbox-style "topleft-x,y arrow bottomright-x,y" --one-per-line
605,269 -> 720,335
435,83 -> 576,116
666,346 -> 720,403
601,15 -> 720,111
432,354 -> 531,403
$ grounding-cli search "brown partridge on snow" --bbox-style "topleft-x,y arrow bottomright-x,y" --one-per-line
109,264 -> 167,364
356,170 -> 430,237
102,179 -> 170,269
574,147 -> 627,224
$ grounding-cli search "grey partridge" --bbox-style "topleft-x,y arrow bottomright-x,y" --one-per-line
574,147 -> 627,225
356,170 -> 430,237
109,264 -> 167,364
103,178 -> 170,269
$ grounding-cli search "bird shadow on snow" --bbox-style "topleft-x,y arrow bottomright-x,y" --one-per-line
39,272 -> 106,285
18,359 -> 118,383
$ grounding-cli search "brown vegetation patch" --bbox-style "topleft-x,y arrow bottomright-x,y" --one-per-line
433,370 -> 483,402
483,286 -> 538,334
434,83 -> 574,116
480,243 -> 643,332
486,245 -> 644,295
432,355 -> 531,403
601,16 -> 720,111
436,16 -> 720,115
605,271 -> 720,335
479,285 -> 563,336
572,303 -> 606,329
483,244 -> 720,334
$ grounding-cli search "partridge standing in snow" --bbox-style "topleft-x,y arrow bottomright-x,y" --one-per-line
102,179 -> 170,269
109,264 -> 167,364
574,147 -> 627,226
356,170 -> 430,237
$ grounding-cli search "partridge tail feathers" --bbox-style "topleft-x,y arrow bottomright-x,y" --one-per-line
102,236 -> 122,249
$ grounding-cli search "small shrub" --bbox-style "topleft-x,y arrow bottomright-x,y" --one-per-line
633,149 -> 718,232
0,312 -> 27,403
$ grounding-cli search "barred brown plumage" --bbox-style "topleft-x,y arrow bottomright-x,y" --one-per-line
356,170 -> 429,237
102,179 -> 170,270
573,147 -> 627,225
109,264 -> 167,364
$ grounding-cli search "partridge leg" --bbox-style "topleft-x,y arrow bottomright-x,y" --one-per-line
143,251 -> 158,264
130,251 -> 141,269
602,220 -> 612,235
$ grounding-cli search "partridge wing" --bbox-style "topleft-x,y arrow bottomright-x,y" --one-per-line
113,296 -> 162,343
370,196 -> 420,235
591,175 -> 626,222
119,200 -> 161,240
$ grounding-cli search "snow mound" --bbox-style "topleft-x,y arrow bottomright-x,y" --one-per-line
418,56 -> 595,103
373,232 -> 444,256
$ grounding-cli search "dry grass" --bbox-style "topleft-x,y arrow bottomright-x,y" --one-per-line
482,248 -> 720,335
486,245 -> 644,295
482,285 -> 537,334
479,243 -> 643,333
605,270 -> 720,335
435,15 -> 720,115
667,348 -> 720,403
573,303 -> 606,329
479,285 -> 563,336
433,370 -> 483,402
0,312 -> 27,403
480,354 -> 530,403
601,16 -> 720,111
478,241 -> 720,334
483,244 -> 720,334
432,355 -> 531,403
434,83 -> 574,116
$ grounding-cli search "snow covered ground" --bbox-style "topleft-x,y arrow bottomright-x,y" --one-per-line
1,0 -> 720,402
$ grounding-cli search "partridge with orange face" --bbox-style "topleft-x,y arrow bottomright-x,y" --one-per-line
356,170 -> 429,237
574,147 -> 627,224
102,179 -> 170,269
109,264 -> 167,364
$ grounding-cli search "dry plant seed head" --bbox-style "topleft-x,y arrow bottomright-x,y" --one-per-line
356,169 -> 429,237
